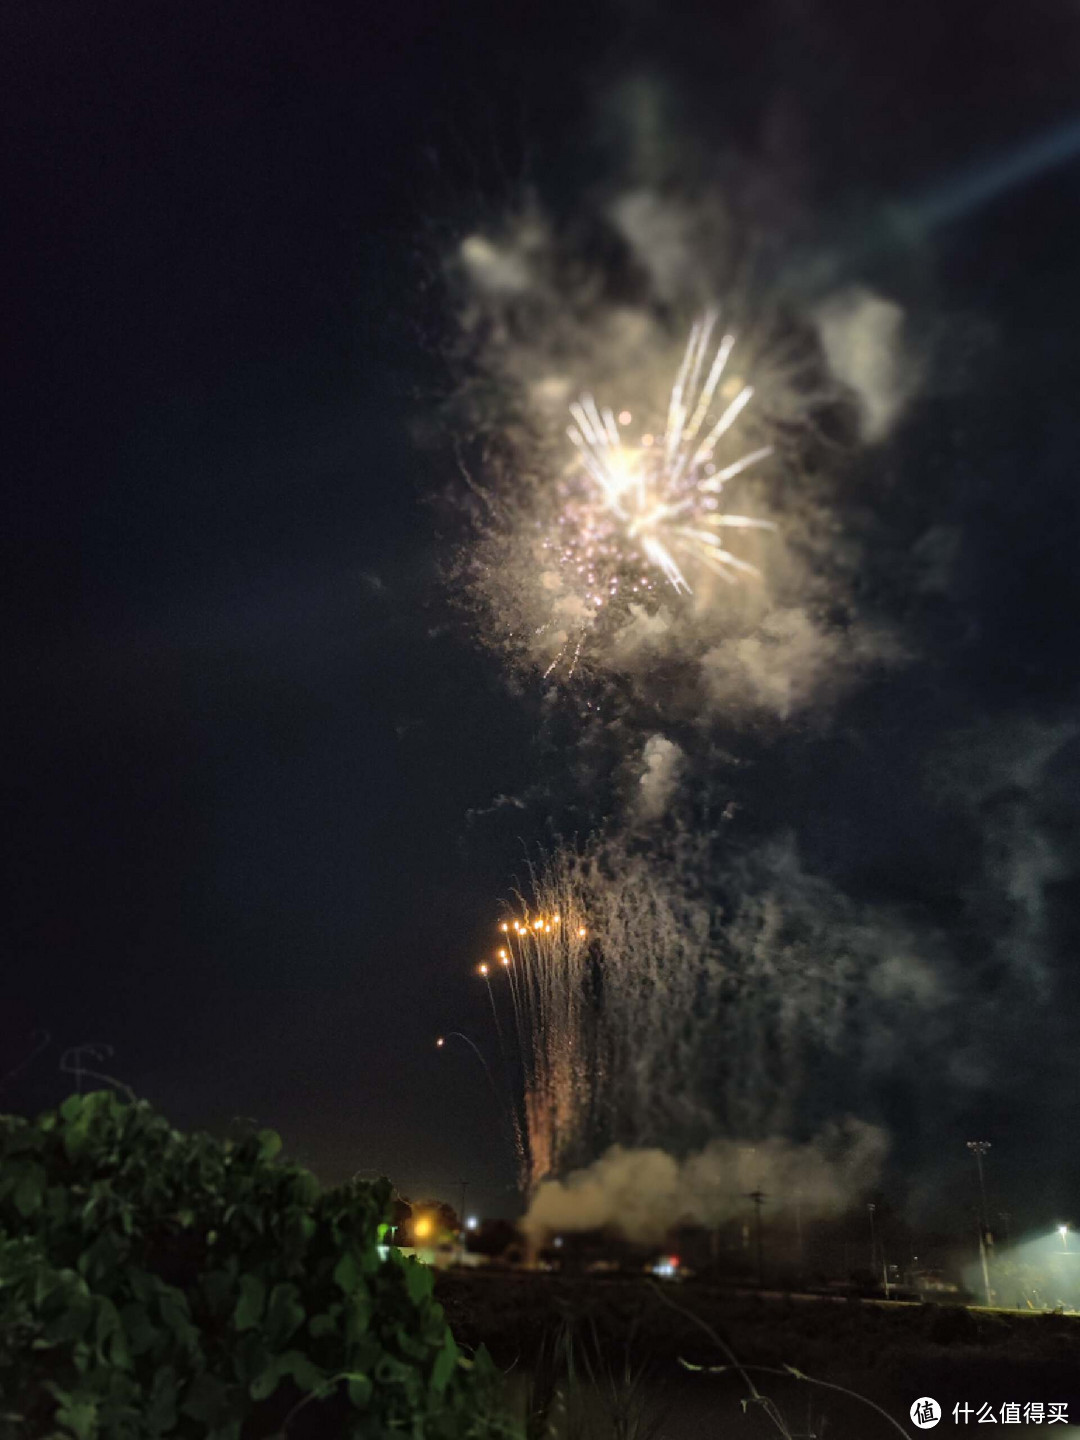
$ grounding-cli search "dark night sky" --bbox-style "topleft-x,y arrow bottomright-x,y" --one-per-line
5,0 -> 1080,1225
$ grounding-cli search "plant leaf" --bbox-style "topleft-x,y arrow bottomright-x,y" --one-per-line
256,1129 -> 282,1162
233,1274 -> 265,1332
347,1373 -> 373,1410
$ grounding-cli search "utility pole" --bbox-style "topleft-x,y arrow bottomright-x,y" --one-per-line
747,1190 -> 767,1289
794,1189 -> 804,1270
458,1180 -> 469,1230
868,1203 -> 877,1274
868,1203 -> 890,1296
966,1141 -> 993,1306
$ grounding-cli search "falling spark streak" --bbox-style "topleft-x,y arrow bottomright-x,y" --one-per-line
473,883 -> 594,1193
545,311 -> 774,675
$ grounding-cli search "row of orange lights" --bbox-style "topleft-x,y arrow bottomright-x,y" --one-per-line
500,915 -> 560,934
475,916 -> 588,977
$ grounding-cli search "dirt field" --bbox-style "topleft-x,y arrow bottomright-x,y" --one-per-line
436,1269 -> 1080,1432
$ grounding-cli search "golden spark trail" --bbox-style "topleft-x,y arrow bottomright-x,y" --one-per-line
477,873 -> 593,1192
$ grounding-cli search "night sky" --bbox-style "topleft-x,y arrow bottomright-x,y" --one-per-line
5,1 -> 1080,1228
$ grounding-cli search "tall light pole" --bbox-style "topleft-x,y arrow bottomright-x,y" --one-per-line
966,1141 -> 993,1305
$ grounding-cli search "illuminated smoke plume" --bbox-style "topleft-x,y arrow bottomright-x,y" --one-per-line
635,734 -> 683,820
813,285 -> 919,444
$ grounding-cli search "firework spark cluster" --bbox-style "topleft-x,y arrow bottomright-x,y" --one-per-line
458,306 -> 780,682
537,311 -> 775,677
563,311 -> 773,591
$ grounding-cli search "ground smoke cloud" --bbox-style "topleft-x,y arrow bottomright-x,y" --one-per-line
524,1119 -> 889,1243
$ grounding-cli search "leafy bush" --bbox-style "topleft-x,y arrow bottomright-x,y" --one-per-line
0,1092 -> 508,1439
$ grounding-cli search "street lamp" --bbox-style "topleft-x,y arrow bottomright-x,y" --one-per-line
965,1142 -> 992,1232
1058,1225 -> 1068,1251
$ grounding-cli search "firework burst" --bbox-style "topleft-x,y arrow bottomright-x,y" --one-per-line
539,310 -> 775,677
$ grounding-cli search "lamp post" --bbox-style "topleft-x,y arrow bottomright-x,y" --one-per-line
1059,1225 -> 1069,1251
966,1141 -> 993,1305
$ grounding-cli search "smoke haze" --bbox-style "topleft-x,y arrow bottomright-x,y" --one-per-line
524,1119 -> 889,1243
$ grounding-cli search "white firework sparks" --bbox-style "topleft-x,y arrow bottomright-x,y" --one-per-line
553,310 -> 774,638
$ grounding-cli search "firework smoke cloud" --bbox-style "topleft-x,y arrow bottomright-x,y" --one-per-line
447,112 -> 915,713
